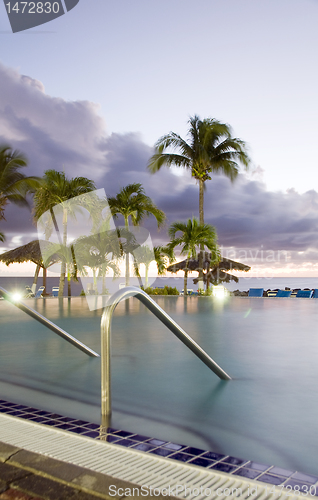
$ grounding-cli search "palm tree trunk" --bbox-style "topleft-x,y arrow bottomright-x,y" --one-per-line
184,255 -> 190,296
198,179 -> 204,291
32,264 -> 41,294
58,208 -> 67,297
42,266 -> 47,295
125,216 -> 130,286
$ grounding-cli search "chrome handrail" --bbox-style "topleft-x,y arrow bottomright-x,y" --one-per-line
101,287 -> 231,419
0,286 -> 99,358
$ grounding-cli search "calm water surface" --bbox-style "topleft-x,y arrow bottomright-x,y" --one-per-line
1,296 -> 318,475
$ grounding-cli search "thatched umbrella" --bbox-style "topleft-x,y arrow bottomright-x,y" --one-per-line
167,253 -> 250,288
0,240 -> 60,294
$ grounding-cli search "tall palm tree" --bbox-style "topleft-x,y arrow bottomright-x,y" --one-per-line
0,144 -> 41,241
33,170 -> 96,296
168,218 -> 219,295
108,183 -> 165,286
147,115 -> 250,289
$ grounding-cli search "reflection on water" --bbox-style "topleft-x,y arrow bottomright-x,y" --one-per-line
1,296 -> 318,475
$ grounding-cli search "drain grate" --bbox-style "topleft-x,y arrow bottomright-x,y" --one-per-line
0,413 -> 303,499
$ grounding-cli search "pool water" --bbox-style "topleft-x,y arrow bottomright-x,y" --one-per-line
1,296 -> 318,476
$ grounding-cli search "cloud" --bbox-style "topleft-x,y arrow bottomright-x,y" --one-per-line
1,61 -> 318,275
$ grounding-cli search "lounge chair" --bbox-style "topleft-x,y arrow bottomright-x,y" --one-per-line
34,286 -> 45,298
296,290 -> 313,298
276,289 -> 292,298
52,287 -> 59,297
312,289 -> 318,298
24,286 -> 35,298
267,290 -> 278,297
248,288 -> 264,297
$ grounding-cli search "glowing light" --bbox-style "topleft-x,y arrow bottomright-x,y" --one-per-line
212,285 -> 228,299
11,292 -> 22,302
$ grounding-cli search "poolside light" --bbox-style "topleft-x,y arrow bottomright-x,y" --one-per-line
11,291 -> 22,302
212,285 -> 228,299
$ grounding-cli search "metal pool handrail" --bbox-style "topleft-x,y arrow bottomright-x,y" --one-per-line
0,286 -> 99,358
101,286 -> 231,419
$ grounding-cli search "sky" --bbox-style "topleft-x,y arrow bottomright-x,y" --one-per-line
1,0 -> 318,278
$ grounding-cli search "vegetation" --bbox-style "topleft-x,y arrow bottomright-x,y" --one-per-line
168,217 -> 219,295
141,285 -> 179,295
108,183 -> 165,286
147,115 -> 250,288
33,169 -> 96,296
0,144 -> 41,241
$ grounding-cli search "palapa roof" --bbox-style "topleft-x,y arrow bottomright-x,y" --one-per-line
0,239 -> 60,268
167,254 -> 250,273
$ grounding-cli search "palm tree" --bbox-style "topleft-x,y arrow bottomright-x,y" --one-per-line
108,183 -> 165,286
147,115 -> 250,289
168,218 -> 219,295
0,144 -> 41,241
133,245 -> 174,288
33,170 -> 96,296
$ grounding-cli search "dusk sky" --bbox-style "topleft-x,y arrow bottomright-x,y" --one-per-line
1,0 -> 318,277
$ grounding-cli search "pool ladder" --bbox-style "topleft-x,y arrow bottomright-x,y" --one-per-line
0,286 -> 99,357
101,287 -> 231,422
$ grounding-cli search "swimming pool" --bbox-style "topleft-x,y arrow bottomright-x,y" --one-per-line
1,296 -> 318,476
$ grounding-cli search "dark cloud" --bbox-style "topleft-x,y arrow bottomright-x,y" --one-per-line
1,62 -> 318,273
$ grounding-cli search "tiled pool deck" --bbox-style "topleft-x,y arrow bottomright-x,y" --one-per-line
1,399 -> 318,495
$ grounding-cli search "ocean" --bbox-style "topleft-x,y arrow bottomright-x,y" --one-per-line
0,275 -> 318,295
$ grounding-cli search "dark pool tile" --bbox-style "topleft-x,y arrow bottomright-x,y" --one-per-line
0,407 -> 17,414
113,430 -> 134,438
269,466 -> 294,478
69,419 -> 89,426
258,474 -> 285,485
150,448 -> 173,457
68,426 -> 91,434
107,427 -> 119,433
163,442 -> 184,451
182,446 -> 206,456
104,435 -> 121,443
5,410 -> 24,417
33,410 -> 51,417
202,451 -> 225,461
83,422 -> 100,430
291,472 -> 318,484
55,416 -> 76,423
245,461 -> 270,472
9,404 -> 25,410
211,463 -> 237,473
222,456 -> 247,466
18,413 -> 40,420
147,439 -> 167,446
234,468 -> 261,480
27,416 -> 50,424
189,457 -> 215,468
132,443 -> 156,452
42,420 -> 64,427
114,438 -> 136,447
169,452 -> 193,463
130,434 -> 150,442
81,430 -> 100,438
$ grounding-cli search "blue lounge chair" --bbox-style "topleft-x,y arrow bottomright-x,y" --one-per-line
276,289 -> 291,297
34,286 -> 45,298
296,290 -> 313,298
248,288 -> 264,297
312,289 -> 318,298
267,290 -> 278,297
52,287 -> 59,297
